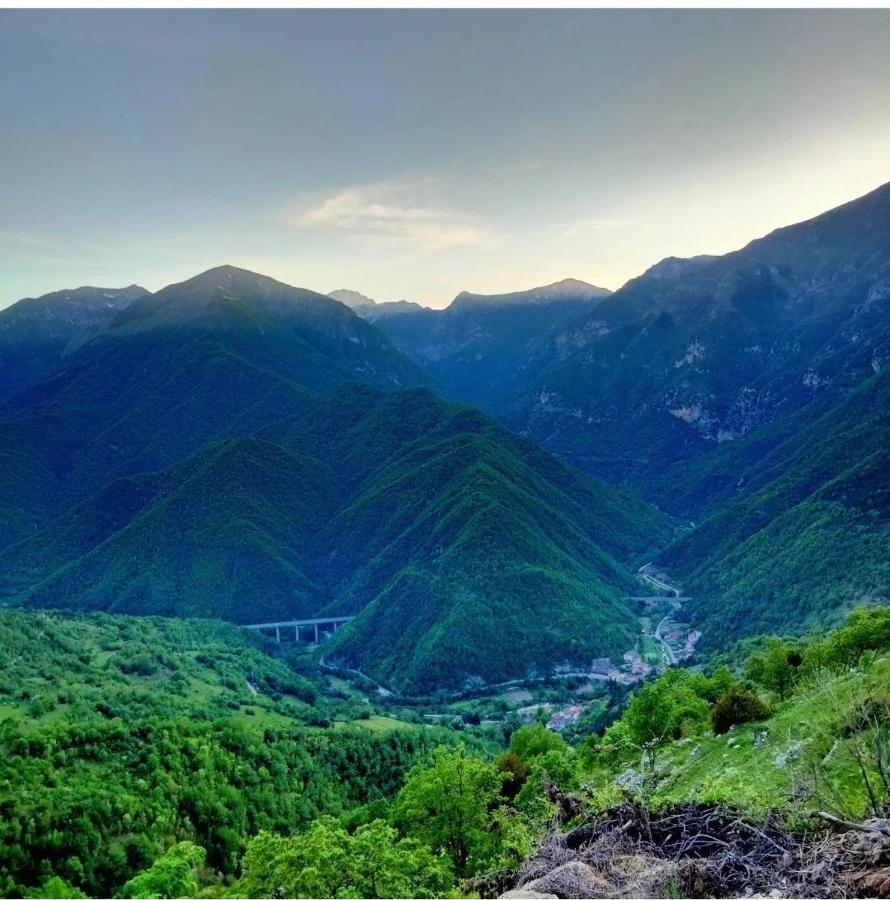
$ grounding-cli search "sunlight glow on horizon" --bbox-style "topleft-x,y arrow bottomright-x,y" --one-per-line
1,9 -> 889,309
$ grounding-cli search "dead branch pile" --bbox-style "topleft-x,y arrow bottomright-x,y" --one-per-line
492,802 -> 868,898
827,817 -> 890,898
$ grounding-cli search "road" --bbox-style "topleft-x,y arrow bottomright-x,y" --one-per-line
637,562 -> 685,666
654,614 -> 679,665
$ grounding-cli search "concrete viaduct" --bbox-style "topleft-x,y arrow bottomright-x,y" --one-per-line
243,616 -> 355,644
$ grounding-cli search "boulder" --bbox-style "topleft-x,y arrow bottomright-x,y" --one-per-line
500,891 -> 558,899
610,853 -> 680,898
523,860 -> 610,898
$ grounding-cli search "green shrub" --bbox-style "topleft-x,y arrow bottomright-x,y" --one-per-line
712,684 -> 770,734
119,652 -> 157,676
495,751 -> 531,800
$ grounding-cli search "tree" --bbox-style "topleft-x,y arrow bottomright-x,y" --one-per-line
823,607 -> 890,669
390,746 -> 507,876
346,820 -> 452,898
237,819 -> 452,899
495,751 -> 532,800
687,665 -> 735,703
118,842 -> 206,899
509,723 -> 567,761
605,670 -> 709,774
26,877 -> 87,899
746,638 -> 797,699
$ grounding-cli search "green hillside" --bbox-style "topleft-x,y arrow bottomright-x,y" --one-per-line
580,606 -> 890,821
661,370 -> 890,646
0,610 -> 462,898
0,384 -> 670,691
313,423 -> 658,690
0,266 -> 424,545
278,386 -> 670,691
3,607 -> 886,900
0,610 -> 322,727
0,439 -> 338,622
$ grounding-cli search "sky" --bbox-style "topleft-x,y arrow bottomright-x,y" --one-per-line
1,9 -> 890,310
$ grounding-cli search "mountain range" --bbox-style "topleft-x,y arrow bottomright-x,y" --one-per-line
0,269 -> 665,691
0,183 -> 887,686
343,278 -> 612,409
0,266 -> 424,544
513,182 -> 890,491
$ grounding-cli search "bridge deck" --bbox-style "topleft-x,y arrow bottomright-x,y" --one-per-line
243,616 -> 355,630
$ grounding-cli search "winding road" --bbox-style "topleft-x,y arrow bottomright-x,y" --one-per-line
654,614 -> 679,665
636,563 -> 685,666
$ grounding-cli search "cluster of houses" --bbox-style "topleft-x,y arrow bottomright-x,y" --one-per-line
660,621 -> 703,662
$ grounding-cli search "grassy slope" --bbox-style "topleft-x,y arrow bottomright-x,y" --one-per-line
642,655 -> 890,821
0,609 -> 321,727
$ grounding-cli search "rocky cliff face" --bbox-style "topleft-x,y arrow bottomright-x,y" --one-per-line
511,182 -> 890,491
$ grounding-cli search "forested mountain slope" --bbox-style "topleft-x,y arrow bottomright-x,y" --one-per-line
0,266 -> 425,545
288,387 -> 665,691
0,438 -> 338,621
661,368 -> 889,645
0,609 -> 459,898
0,382 -> 669,691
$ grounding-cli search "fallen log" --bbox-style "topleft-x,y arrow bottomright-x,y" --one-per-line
815,811 -> 890,837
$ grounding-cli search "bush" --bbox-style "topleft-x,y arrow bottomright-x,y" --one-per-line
711,684 -> 770,734
495,751 -> 531,800
118,652 -> 158,677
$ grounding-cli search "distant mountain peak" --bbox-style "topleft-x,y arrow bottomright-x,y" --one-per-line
636,255 -> 719,283
540,277 -> 612,296
0,283 -> 153,404
2,283 -> 149,316
166,265 -> 293,295
328,288 -> 377,309
122,266 -> 337,326
451,277 -> 611,309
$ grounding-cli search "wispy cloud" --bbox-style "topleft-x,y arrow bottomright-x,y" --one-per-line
558,218 -> 632,239
283,180 -> 500,252
0,229 -> 59,249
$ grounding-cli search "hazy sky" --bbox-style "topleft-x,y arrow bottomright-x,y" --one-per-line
2,10 -> 890,309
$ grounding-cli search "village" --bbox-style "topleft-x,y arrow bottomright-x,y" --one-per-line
317,566 -> 703,736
